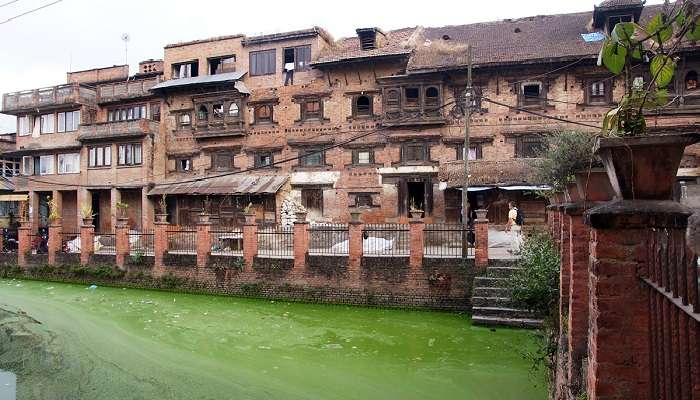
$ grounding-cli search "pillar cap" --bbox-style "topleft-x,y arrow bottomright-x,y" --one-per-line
563,201 -> 609,216
584,200 -> 692,229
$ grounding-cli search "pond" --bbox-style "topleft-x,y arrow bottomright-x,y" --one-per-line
0,279 -> 545,400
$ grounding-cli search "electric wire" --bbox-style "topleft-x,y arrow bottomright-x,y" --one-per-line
0,0 -> 63,25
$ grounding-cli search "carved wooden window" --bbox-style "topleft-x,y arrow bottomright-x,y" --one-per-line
254,104 -> 273,123
355,193 -> 374,207
425,86 -> 440,107
515,135 -> 546,158
212,104 -> 224,119
686,71 -> 698,91
197,105 -> 208,121
228,103 -> 240,117
178,113 -> 191,128
402,143 -> 428,162
404,87 -> 420,107
299,148 -> 325,167
301,99 -> 322,121
353,95 -> 372,117
301,188 -> 323,214
211,152 -> 234,171
386,89 -> 400,109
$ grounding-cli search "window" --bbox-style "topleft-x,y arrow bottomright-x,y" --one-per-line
39,155 -> 54,175
425,87 -> 440,107
301,188 -> 323,215
22,156 -> 33,175
177,158 -> 192,172
197,105 -> 209,121
18,116 -> 31,136
353,149 -> 374,165
354,95 -> 372,117
40,114 -> 54,134
355,193 -> 374,207
588,81 -> 608,104
515,135 -> 546,158
250,49 -> 276,76
179,113 -> 191,127
358,31 -> 377,51
212,104 -> 224,119
521,82 -> 543,105
386,89 -> 400,109
405,87 -> 420,107
456,144 -> 483,160
108,105 -> 146,122
209,55 -> 236,75
57,110 -> 80,132
228,103 -> 240,118
118,143 -> 142,166
300,148 -> 325,167
172,61 -> 198,79
254,153 -> 273,167
58,153 -> 80,174
403,143 -> 427,162
608,15 -> 633,34
686,71 -> 698,91
88,146 -> 111,168
254,104 -> 273,123
211,152 -> 234,171
283,45 -> 311,72
301,99 -> 322,121
150,103 -> 161,122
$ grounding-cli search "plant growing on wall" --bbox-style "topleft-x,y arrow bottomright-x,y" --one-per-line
533,131 -> 601,192
158,195 -> 168,215
47,197 -> 60,223
80,204 -> 95,220
116,202 -> 129,218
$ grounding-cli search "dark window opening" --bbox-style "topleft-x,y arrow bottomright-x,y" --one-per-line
209,55 -> 235,75
405,87 -> 420,107
177,158 -> 192,172
284,48 -> 295,65
150,103 -> 161,122
355,194 -> 373,207
515,135 -> 546,158
522,83 -> 542,105
172,61 -> 198,79
425,86 -> 439,107
407,181 -> 425,212
197,105 -> 208,121
250,49 -> 276,76
403,143 -> 427,162
686,71 -> 698,91
608,15 -> 633,34
355,95 -> 372,116
211,152 -> 234,172
358,32 -> 377,51
255,153 -> 273,168
456,144 -> 483,160
254,104 -> 273,123
300,149 -> 325,167
302,188 -> 323,217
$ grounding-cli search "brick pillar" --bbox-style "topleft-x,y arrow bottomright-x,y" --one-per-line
474,209 -> 489,271
293,212 -> 309,273
80,221 -> 95,265
47,218 -> 62,265
28,191 -> 40,229
110,188 -> 121,234
153,220 -> 170,270
553,205 -> 562,249
196,214 -> 212,269
559,206 -> 572,321
409,217 -> 424,271
115,217 -> 130,269
582,200 -> 683,400
242,213 -> 257,269
17,222 -> 30,267
348,212 -> 363,286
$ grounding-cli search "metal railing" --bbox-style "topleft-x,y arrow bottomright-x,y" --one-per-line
129,230 -> 154,256
257,225 -> 293,258
211,228 -> 244,256
362,224 -> 410,257
167,229 -> 197,255
308,223 -> 349,256
95,231 -> 116,255
1,229 -> 17,253
60,232 -> 80,253
423,224 -> 475,258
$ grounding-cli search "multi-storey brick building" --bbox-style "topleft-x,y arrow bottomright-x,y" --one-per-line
2,0 -> 699,230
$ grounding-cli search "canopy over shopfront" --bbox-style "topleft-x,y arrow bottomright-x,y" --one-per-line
148,175 -> 289,196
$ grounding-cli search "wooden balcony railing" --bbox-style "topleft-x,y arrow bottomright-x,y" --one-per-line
97,77 -> 161,104
77,119 -> 159,141
2,83 -> 96,115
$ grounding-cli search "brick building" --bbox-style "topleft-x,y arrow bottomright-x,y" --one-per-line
2,0 -> 699,230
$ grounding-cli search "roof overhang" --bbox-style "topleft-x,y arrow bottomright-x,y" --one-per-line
150,72 -> 248,93
148,174 -> 288,196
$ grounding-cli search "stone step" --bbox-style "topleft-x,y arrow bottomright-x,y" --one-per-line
472,286 -> 510,298
487,259 -> 519,269
484,266 -> 521,278
471,296 -> 513,308
472,306 -> 538,320
473,276 -> 507,288
472,315 -> 543,329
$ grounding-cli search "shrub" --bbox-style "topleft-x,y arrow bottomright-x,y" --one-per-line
533,131 -> 600,192
508,229 -> 560,315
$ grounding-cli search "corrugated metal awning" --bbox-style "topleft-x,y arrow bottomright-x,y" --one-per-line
148,174 -> 288,196
150,71 -> 247,92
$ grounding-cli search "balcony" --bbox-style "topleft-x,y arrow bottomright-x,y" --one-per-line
193,118 -> 245,140
97,77 -> 161,104
77,119 -> 159,142
381,108 -> 446,127
2,83 -> 96,115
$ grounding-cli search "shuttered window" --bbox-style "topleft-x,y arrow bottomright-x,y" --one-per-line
250,49 -> 276,76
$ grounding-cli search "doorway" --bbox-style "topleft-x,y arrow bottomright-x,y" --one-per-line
407,181 -> 425,212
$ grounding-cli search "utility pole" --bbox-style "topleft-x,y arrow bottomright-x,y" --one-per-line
462,45 -> 472,227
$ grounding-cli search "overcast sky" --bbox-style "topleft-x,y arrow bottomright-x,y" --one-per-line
0,0 -> 658,132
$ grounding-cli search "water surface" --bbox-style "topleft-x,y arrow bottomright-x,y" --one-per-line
0,279 -> 544,399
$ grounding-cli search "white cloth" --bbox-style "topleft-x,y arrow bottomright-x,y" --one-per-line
510,225 -> 523,253
284,62 -> 295,71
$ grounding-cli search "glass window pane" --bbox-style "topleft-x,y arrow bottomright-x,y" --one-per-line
134,144 -> 142,164
58,112 -> 66,133
104,146 -> 111,166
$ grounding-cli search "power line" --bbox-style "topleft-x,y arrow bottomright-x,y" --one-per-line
0,0 -> 20,8
0,0 -> 63,25
481,97 -> 603,129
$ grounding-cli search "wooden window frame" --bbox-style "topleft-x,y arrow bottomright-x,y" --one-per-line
176,158 -> 193,172
210,151 -> 235,172
352,149 -> 375,166
403,87 -> 421,108
300,98 -> 323,121
301,188 -> 324,214
40,113 -> 54,134
515,135 -> 546,159
254,152 -> 273,168
401,142 -> 429,164
172,61 -> 199,79
283,45 -> 311,72
585,80 -> 612,105
208,55 -> 236,75
519,81 -> 545,107
117,143 -> 143,166
354,193 -> 376,208
254,104 -> 274,124
455,143 -> 483,161
299,148 -> 326,168
88,145 -> 111,168
352,95 -> 373,118
178,112 -> 192,129
249,49 -> 276,76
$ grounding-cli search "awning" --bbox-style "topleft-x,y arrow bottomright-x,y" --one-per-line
499,185 -> 552,191
0,194 -> 27,201
150,72 -> 248,92
148,174 -> 288,196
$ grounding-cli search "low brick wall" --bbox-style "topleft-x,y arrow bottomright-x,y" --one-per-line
56,253 -> 80,265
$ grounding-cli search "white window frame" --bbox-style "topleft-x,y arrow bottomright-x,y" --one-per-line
58,153 -> 80,174
22,156 -> 33,175
18,116 -> 31,136
118,143 -> 142,166
39,155 -> 55,175
40,114 -> 54,134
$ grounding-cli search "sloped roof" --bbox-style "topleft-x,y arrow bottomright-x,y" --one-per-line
313,27 -> 416,66
597,0 -> 644,9
438,159 -> 541,188
148,174 -> 288,196
150,72 -> 247,92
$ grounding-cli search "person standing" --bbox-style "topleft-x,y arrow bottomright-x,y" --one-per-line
506,201 -> 523,254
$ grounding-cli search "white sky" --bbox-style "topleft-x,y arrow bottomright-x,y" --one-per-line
0,0 -> 660,132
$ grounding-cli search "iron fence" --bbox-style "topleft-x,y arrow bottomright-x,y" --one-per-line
167,230 -> 197,254
95,231 -> 116,255
423,224 -> 474,258
129,230 -> 154,256
1,229 -> 17,253
362,224 -> 410,257
308,223 -> 349,256
61,232 -> 80,253
257,225 -> 293,258
211,228 -> 244,256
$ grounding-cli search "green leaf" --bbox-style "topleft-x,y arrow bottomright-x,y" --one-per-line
601,39 -> 627,75
654,89 -> 669,107
647,14 -> 673,44
676,11 -> 687,29
631,43 -> 643,60
686,17 -> 700,41
612,22 -> 636,44
650,54 -> 676,88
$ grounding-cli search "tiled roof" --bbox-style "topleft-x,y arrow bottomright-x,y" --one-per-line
438,159 -> 542,187
597,0 -> 643,8
313,27 -> 417,66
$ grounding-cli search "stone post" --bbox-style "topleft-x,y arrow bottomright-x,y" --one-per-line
17,221 -> 31,267
196,213 -> 212,269
242,212 -> 257,269
293,211 -> 309,274
153,220 -> 170,271
115,217 -> 130,269
474,209 -> 489,271
582,200 -> 681,400
348,209 -> 364,286
47,218 -> 62,265
80,220 -> 95,265
409,216 -> 425,271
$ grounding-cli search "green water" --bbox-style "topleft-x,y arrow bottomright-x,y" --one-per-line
0,279 -> 545,400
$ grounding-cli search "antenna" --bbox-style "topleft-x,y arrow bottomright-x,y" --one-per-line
121,33 -> 130,67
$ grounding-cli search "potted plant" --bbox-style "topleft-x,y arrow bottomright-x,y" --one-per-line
409,199 -> 424,219
116,202 -> 129,222
80,204 -> 95,226
47,196 -> 61,225
156,194 -> 168,223
597,2 -> 700,199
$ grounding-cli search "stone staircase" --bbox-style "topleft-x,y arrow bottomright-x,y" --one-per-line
471,260 -> 543,328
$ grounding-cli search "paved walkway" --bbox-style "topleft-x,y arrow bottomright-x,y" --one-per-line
488,228 -> 520,260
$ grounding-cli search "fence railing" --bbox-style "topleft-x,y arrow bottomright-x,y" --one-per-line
1,229 -> 17,253
167,230 -> 197,254
642,229 -> 700,399
257,225 -> 293,258
211,228 -> 243,256
362,224 -> 410,257
309,223 -> 349,256
61,232 -> 80,253
129,230 -> 154,256
423,224 -> 474,258
95,231 -> 116,255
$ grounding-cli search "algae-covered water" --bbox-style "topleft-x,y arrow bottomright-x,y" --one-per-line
0,279 -> 545,400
